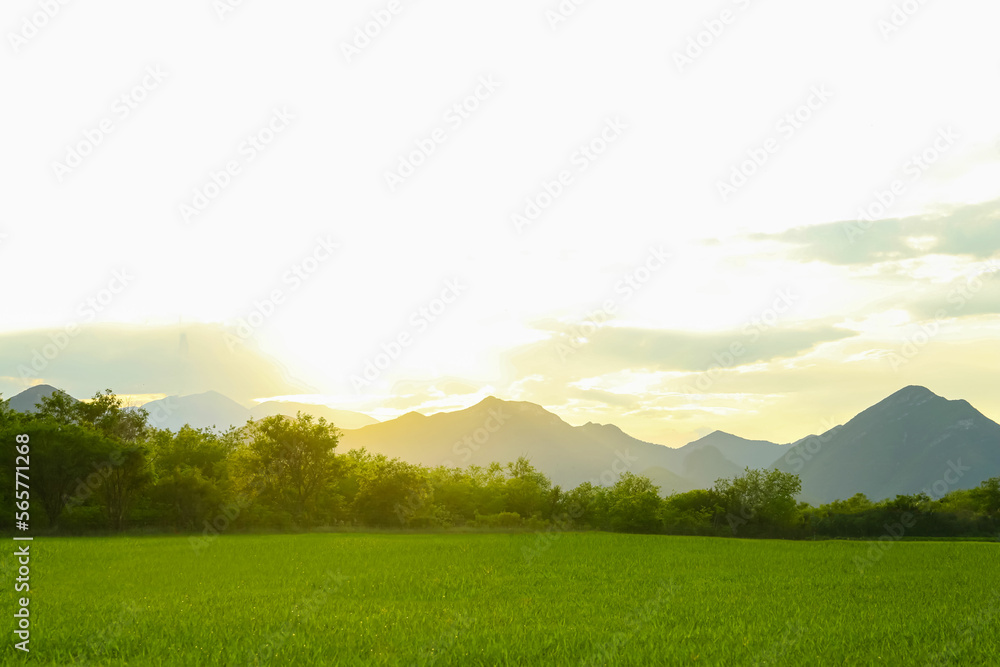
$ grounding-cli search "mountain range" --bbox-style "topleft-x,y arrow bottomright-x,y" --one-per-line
5,384 -> 998,503
6,383 -> 75,413
773,385 -> 1000,503
4,385 -> 378,431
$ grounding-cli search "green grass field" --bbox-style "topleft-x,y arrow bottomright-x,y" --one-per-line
5,532 -> 999,665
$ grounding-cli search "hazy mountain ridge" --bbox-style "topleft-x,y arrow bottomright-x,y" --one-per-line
6,384 -> 70,413
6,384 -> 998,502
338,396 -> 795,489
774,385 -> 1000,502
339,396 -> 682,488
678,430 -> 789,470
250,401 -> 378,429
6,387 -> 377,433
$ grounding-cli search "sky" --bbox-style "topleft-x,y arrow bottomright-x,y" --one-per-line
1,0 -> 998,447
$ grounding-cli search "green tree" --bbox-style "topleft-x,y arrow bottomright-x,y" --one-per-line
826,493 -> 873,514
503,457 -> 551,519
34,389 -> 78,424
427,465 -> 479,525
0,394 -> 14,424
971,477 -> 1000,517
883,493 -> 929,514
98,444 -> 153,530
561,482 -> 601,528
0,396 -> 15,522
75,389 -> 149,443
232,413 -> 341,525
661,488 -> 722,535
714,468 -> 803,536
39,389 -> 154,530
605,473 -> 662,533
351,453 -> 430,526
149,426 -> 230,530
2,418 -> 115,527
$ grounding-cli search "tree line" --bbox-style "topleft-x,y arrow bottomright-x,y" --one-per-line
2,389 -> 999,539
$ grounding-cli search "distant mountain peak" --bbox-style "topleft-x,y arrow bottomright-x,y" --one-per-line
866,386 -> 946,415
890,385 -> 937,399
201,389 -> 231,399
472,395 -> 542,410
677,429 -> 787,472
776,385 -> 1000,503
464,396 -> 562,421
8,384 -> 76,413
687,430 -> 768,446
339,395 -> 679,488
23,383 -> 59,393
475,395 -> 504,406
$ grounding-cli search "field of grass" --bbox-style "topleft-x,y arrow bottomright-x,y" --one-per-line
5,532 -> 999,665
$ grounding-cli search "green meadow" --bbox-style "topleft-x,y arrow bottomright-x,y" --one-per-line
6,533 -> 999,666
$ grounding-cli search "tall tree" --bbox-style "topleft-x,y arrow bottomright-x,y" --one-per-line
714,468 -> 802,535
605,473 -> 662,533
972,477 -> 1000,517
149,426 -> 230,530
503,457 -> 551,519
75,389 -> 149,443
2,418 -> 115,527
98,444 -> 153,530
34,389 -> 78,424
34,389 -> 153,530
232,413 -> 341,524
351,453 -> 430,526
